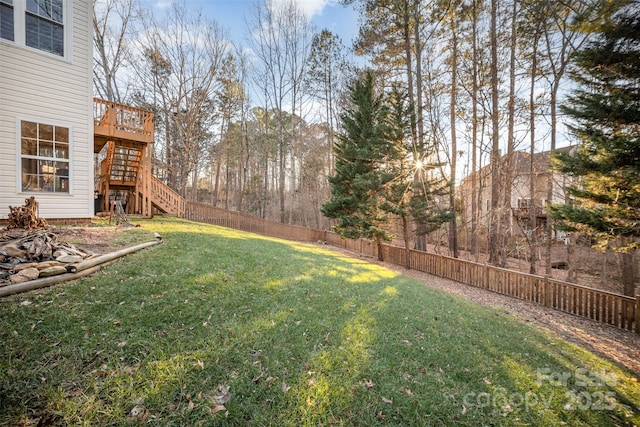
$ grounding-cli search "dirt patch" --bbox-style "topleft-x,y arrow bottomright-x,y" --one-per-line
49,226 -> 129,255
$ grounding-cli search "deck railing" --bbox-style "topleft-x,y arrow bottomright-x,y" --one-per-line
180,201 -> 639,334
151,176 -> 186,217
93,98 -> 154,143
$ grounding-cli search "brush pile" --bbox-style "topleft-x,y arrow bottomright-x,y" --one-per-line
0,229 -> 95,285
1,198 -> 96,285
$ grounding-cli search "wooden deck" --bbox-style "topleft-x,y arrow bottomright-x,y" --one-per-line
94,98 -> 154,216
93,98 -> 154,153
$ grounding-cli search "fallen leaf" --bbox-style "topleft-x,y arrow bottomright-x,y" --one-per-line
213,384 -> 232,405
282,382 -> 291,392
376,411 -> 385,420
405,389 -> 413,397
364,379 -> 375,389
211,405 -> 226,414
400,339 -> 413,346
188,400 -> 194,410
129,405 -> 145,417
196,360 -> 204,370
382,397 -> 393,404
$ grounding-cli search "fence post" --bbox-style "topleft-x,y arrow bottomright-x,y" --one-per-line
483,263 -> 489,290
544,276 -> 551,308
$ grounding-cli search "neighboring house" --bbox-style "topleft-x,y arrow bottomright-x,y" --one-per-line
458,147 -> 575,240
0,0 -> 93,221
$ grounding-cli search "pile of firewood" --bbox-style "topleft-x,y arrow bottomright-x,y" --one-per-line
0,229 -> 95,285
7,196 -> 48,230
1,197 -> 94,285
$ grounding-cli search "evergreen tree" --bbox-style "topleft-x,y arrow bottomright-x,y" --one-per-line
551,0 -> 640,295
381,86 -> 451,267
321,71 -> 395,260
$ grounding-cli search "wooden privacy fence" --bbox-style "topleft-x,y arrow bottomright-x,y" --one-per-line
182,201 -> 639,334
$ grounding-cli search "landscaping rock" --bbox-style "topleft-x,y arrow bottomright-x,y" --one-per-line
10,267 -> 40,283
1,243 -> 27,258
14,262 -> 38,271
39,266 -> 68,277
53,249 -> 68,258
56,255 -> 83,263
35,261 -> 63,270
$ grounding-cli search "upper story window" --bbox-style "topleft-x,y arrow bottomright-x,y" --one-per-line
0,0 -> 14,41
0,0 -> 67,57
26,0 -> 63,55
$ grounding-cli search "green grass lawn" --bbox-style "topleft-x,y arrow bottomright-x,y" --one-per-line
1,217 -> 638,426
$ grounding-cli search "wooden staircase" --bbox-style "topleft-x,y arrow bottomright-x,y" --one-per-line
93,98 -> 185,216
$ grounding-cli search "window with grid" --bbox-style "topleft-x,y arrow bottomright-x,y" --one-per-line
0,0 -> 13,41
21,120 -> 70,193
25,0 -> 63,56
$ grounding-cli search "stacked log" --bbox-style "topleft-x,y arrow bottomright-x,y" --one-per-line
0,230 -> 95,285
7,196 -> 48,230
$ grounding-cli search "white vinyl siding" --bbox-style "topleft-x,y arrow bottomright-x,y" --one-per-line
0,0 -> 92,219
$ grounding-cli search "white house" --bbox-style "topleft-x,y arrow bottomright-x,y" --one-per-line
0,0 -> 93,222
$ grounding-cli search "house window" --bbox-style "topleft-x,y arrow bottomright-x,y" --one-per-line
25,0 -> 63,55
20,120 -> 69,193
518,198 -> 532,209
0,0 -> 13,41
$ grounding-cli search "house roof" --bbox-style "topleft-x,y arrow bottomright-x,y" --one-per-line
460,146 -> 576,187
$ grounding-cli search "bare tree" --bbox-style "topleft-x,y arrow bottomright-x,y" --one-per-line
247,0 -> 314,223
133,2 -> 230,196
93,0 -> 137,102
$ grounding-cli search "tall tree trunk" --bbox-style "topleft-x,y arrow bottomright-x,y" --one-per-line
279,124 -> 286,223
501,0 -> 518,267
449,11 -> 459,258
545,86 -> 558,275
528,26 -> 540,275
402,1 -> 418,146
213,158 -> 221,206
488,0 -> 501,266
470,0 -> 478,256
621,238 -> 636,296
413,2 -> 427,253
402,211 -> 411,269
413,3 -> 424,150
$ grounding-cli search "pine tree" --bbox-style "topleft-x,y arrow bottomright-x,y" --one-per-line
551,0 -> 640,296
381,86 -> 451,267
321,71 -> 395,260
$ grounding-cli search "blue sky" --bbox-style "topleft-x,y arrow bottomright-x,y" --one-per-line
151,0 -> 360,48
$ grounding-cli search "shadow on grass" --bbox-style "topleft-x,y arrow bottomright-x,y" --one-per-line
0,217 -> 638,426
